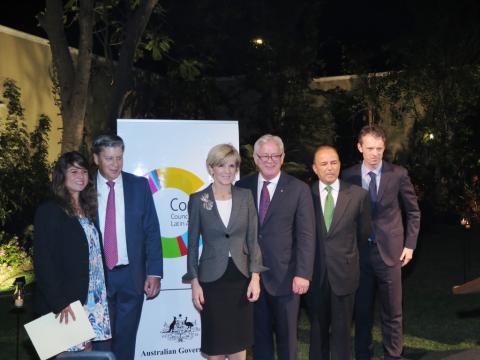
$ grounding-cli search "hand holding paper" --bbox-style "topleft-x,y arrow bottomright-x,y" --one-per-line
55,304 -> 76,324
24,300 -> 95,360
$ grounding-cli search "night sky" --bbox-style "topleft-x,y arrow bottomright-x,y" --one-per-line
1,0 -> 478,76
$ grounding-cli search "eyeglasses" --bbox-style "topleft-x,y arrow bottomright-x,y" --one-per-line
256,153 -> 284,162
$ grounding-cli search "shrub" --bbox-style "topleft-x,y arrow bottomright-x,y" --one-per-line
0,78 -> 51,240
0,232 -> 33,286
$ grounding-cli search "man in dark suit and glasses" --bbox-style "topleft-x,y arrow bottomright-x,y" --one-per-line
236,134 -> 316,360
342,125 -> 421,360
306,146 -> 371,360
92,134 -> 163,360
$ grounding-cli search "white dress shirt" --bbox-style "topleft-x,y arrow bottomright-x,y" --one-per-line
97,172 -> 129,266
318,179 -> 340,213
256,172 -> 281,207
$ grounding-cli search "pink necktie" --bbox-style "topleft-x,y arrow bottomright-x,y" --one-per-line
104,181 -> 118,270
259,181 -> 271,224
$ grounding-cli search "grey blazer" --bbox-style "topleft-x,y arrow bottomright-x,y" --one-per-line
183,184 -> 267,283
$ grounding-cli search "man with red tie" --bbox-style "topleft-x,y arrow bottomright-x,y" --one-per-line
92,134 -> 163,360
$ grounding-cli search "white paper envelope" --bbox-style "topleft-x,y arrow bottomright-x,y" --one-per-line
24,300 -> 95,360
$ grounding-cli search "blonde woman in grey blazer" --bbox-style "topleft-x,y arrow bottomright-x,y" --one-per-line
183,144 -> 266,360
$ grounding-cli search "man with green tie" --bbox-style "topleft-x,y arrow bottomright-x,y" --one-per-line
306,145 -> 371,360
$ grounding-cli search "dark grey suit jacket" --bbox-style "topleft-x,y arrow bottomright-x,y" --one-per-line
236,172 -> 316,296
342,162 -> 421,266
310,180 -> 371,296
183,184 -> 266,283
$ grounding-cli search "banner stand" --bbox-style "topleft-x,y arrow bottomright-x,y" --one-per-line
118,119 -> 239,359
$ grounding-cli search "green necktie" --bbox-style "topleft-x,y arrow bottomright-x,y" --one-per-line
324,185 -> 334,231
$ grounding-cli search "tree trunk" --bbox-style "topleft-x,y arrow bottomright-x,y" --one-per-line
39,0 -> 94,152
106,0 -> 159,131
40,0 -> 158,148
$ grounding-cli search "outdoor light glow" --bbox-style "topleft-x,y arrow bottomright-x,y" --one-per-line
422,131 -> 435,143
252,38 -> 264,46
460,217 -> 471,229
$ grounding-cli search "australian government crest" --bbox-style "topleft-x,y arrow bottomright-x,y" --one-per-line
140,313 -> 201,358
161,313 -> 200,342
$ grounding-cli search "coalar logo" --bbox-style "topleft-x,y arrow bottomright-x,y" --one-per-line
161,313 -> 200,342
145,167 -> 204,258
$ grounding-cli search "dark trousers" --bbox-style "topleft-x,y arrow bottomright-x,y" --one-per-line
253,282 -> 300,360
105,266 -> 144,360
355,245 -> 403,360
306,275 -> 355,360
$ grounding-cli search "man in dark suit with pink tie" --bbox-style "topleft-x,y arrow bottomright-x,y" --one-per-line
236,134 -> 316,360
342,125 -> 421,360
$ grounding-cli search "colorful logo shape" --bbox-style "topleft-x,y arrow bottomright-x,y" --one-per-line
145,167 -> 204,258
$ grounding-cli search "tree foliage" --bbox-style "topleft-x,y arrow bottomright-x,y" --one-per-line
400,66 -> 480,224
379,0 -> 480,223
320,65 -> 480,223
314,0 -> 480,223
0,79 -> 51,242
38,0 -> 170,152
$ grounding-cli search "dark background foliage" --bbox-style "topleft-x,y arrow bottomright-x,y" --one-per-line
1,0 -> 480,235
0,79 -> 51,246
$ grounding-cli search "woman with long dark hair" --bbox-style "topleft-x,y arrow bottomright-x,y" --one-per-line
34,151 -> 111,351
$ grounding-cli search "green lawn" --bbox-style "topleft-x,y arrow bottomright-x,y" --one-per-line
260,223 -> 480,359
399,224 -> 480,358
1,224 -> 480,359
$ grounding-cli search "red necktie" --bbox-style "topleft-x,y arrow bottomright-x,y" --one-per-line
104,181 -> 118,269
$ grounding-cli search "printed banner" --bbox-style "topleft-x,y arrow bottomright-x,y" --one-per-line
118,119 -> 239,359
134,290 -> 202,359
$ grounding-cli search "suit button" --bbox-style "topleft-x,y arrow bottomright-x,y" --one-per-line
225,234 -> 230,238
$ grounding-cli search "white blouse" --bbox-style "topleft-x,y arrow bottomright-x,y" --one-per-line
215,199 -> 232,228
